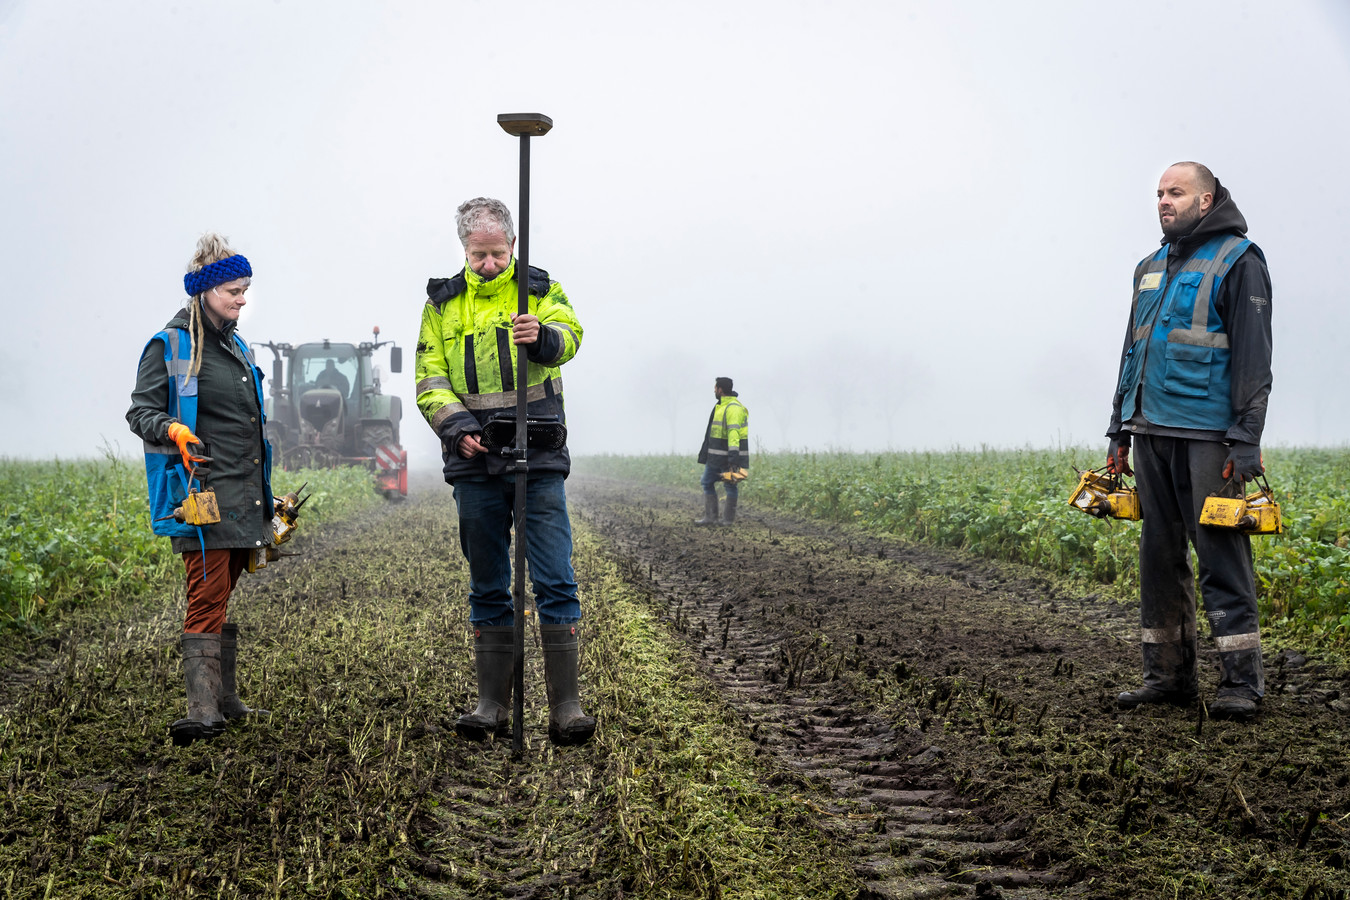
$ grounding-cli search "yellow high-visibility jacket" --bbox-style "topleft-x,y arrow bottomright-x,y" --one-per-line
416,258 -> 582,481
698,394 -> 749,470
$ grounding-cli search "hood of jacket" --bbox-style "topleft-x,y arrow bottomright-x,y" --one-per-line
1165,178 -> 1248,256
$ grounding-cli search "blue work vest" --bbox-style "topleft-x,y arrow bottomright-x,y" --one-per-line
1117,233 -> 1252,432
140,327 -> 270,540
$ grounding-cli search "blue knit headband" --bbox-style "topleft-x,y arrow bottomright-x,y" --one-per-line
184,254 -> 252,296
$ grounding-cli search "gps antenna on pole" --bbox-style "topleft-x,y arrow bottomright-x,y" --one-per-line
497,112 -> 552,756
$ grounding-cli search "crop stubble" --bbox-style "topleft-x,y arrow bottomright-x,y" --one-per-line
569,475 -> 1350,899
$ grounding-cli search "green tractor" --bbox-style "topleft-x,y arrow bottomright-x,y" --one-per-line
255,328 -> 407,498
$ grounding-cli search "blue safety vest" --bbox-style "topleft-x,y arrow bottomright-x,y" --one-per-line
140,327 -> 270,540
1117,233 -> 1253,432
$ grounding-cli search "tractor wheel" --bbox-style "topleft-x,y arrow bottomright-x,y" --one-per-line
363,422 -> 395,457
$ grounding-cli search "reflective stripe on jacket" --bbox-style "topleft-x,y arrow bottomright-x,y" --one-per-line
415,258 -> 582,481
1117,234 -> 1250,432
697,396 -> 749,467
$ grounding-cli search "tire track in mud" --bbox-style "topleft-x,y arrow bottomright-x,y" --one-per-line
572,476 -> 1090,899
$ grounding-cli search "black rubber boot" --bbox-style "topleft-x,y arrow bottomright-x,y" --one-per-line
456,626 -> 515,741
722,494 -> 738,526
219,622 -> 269,720
540,624 -> 596,746
1117,686 -> 1198,709
170,633 -> 227,747
695,494 -> 719,526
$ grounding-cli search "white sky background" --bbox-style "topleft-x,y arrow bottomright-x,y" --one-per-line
1,0 -> 1347,467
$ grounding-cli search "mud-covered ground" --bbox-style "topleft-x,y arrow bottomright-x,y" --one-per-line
569,475 -> 1350,899
0,472 -> 1347,898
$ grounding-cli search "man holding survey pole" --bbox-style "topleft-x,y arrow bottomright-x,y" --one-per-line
415,195 -> 594,746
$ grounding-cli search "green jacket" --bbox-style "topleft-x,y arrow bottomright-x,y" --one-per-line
698,394 -> 749,470
127,309 -> 273,554
416,258 -> 582,482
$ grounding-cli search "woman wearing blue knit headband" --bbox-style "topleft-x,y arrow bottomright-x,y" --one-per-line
126,233 -> 275,747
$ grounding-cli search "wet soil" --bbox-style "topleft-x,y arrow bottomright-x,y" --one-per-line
2,471 -> 1348,898
570,475 -> 1350,899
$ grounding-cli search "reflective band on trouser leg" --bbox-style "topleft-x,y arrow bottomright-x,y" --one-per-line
1140,626 -> 1182,644
1214,632 -> 1261,653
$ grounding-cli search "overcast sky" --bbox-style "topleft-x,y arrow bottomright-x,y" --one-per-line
2,0 -> 1347,467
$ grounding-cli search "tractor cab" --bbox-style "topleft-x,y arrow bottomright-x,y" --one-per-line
256,329 -> 408,497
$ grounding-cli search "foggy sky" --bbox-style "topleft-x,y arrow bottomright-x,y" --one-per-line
2,0 -> 1348,468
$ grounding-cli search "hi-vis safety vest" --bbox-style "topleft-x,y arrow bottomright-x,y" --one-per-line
1117,234 -> 1253,432
140,327 -> 270,540
705,397 -> 749,464
416,260 -> 581,438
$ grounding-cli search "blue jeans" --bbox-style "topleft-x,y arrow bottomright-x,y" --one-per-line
700,462 -> 738,500
451,474 -> 580,626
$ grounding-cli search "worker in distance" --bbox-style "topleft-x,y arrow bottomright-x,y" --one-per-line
695,376 -> 749,526
1105,162 -> 1273,721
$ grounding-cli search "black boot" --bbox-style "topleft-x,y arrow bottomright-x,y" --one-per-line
540,624 -> 596,746
695,494 -> 719,526
722,494 -> 738,526
219,623 -> 269,720
456,626 -> 515,741
170,633 -> 227,747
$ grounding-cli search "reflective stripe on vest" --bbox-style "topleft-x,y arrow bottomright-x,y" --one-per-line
1119,234 -> 1250,431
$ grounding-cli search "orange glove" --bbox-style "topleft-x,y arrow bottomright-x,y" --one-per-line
1105,438 -> 1132,476
166,422 -> 211,470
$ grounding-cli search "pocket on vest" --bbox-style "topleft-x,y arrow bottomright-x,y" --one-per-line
1161,342 -> 1213,397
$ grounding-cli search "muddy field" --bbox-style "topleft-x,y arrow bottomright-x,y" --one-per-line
0,473 -> 1347,898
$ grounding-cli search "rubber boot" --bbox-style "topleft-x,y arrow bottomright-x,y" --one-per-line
722,494 -> 738,526
219,622 -> 269,720
1117,637 -> 1198,709
540,624 -> 597,746
455,626 -> 515,741
695,494 -> 719,526
170,633 -> 227,747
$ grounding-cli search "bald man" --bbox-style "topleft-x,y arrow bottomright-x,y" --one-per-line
1105,162 -> 1273,721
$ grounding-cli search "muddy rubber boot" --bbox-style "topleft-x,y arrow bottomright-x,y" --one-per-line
455,626 -> 515,741
1118,637 -> 1198,709
170,633 -> 227,747
722,494 -> 737,526
1209,647 -> 1263,721
219,623 -> 269,721
540,624 -> 597,746
695,494 -> 719,526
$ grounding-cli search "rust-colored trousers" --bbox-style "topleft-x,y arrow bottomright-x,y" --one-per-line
182,549 -> 249,634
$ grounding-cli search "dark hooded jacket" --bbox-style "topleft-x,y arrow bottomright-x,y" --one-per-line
1108,180 -> 1273,445
127,308 -> 273,554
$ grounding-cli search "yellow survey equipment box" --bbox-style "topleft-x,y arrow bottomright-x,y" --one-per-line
1199,477 -> 1283,535
1068,467 -> 1141,521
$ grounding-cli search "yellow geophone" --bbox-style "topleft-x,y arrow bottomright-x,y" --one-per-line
1199,475 -> 1283,535
247,484 -> 310,572
1067,467 -> 1141,521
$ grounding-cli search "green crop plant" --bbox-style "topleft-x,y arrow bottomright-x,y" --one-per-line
0,453 -> 382,631
578,447 -> 1350,647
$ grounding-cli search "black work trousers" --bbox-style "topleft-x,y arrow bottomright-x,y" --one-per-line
1133,434 -> 1264,700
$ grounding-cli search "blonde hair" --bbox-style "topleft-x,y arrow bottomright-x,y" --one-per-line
184,233 -> 248,375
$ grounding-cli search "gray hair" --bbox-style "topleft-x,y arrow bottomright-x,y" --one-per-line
455,197 -> 515,247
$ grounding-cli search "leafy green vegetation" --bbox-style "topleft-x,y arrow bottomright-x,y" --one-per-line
578,448 -> 1350,644
0,454 -> 384,630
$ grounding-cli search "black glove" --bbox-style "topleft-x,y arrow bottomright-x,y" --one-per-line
1106,436 -> 1132,476
727,452 -> 742,470
1222,441 -> 1263,482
